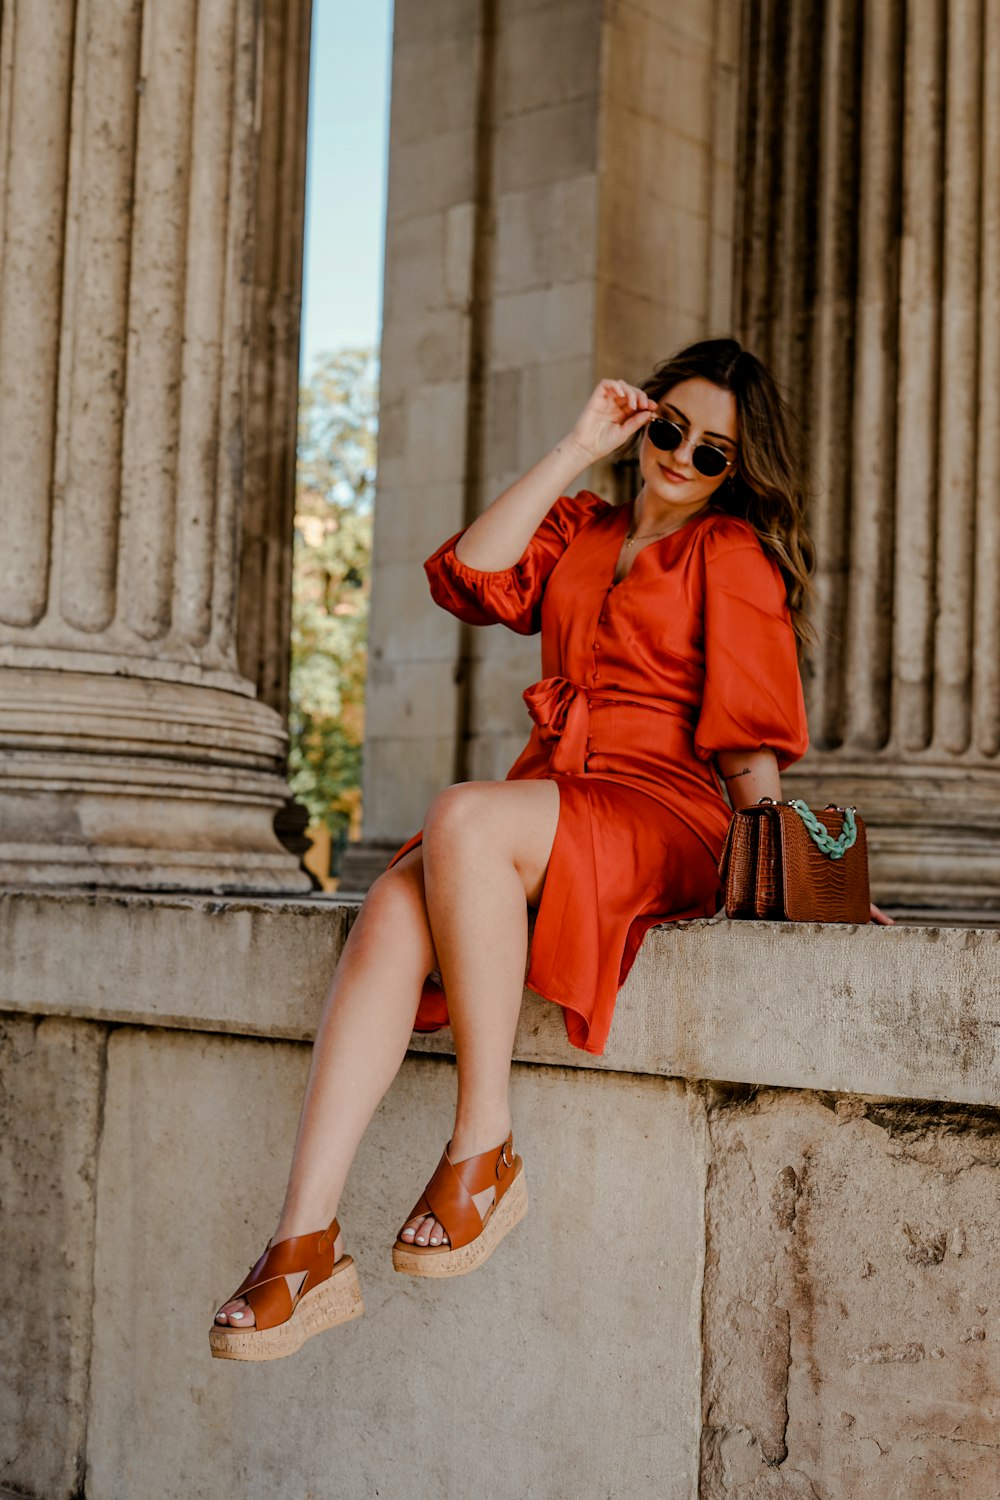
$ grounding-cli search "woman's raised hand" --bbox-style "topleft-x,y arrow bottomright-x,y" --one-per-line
565,379 -> 659,464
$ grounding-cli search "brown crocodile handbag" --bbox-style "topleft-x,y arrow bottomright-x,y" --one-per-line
718,797 -> 871,923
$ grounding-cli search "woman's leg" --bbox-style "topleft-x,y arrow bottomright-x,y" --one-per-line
397,778 -> 561,1249
215,844 -> 438,1324
215,777 -> 562,1321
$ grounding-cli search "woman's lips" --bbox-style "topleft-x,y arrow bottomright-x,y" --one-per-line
660,464 -> 689,482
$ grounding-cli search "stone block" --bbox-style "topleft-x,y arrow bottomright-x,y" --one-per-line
402,381 -> 471,481
515,357 -> 596,472
392,0 -> 481,46
364,658 -> 460,739
362,734 -> 457,839
623,0 -> 715,50
699,1085 -> 1000,1495
0,890 -> 353,1041
85,1033 -> 704,1499
601,193 -> 710,317
495,98 -> 598,194
480,366 -> 524,482
467,729 -> 534,783
710,231 -> 734,332
602,105 -> 712,224
365,564 -> 458,669
490,282 -> 596,371
368,561 -> 462,661
386,129 -> 476,224
496,5 -> 602,119
596,282 -> 699,381
376,394 -> 407,459
382,211 -> 447,321
604,9 -> 713,145
494,176 -> 598,294
389,35 -> 481,148
0,1016 -> 104,1500
5,895 -> 1000,1109
369,480 -> 466,568
379,309 -> 471,388
443,201 -> 475,308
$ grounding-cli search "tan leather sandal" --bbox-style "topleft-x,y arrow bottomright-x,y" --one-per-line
392,1129 -> 528,1278
209,1216 -> 363,1362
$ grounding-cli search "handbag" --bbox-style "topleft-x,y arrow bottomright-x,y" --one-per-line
717,796 -> 871,923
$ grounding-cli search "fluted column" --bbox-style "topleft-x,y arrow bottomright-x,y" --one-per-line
737,0 -> 1000,911
0,0 -> 312,892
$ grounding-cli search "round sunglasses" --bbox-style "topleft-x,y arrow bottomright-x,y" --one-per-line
646,416 -> 735,478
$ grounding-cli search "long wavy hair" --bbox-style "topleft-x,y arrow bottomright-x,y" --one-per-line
618,338 -> 816,655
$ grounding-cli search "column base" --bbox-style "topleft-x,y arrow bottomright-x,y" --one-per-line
0,668 -> 311,894
783,758 -> 1000,913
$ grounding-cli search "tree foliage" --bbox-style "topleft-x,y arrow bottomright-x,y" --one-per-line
288,348 -> 377,861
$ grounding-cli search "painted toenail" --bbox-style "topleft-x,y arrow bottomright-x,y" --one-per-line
231,1311 -> 245,1319
430,1236 -> 440,1244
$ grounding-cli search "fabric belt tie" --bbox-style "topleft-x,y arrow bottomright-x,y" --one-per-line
522,675 -> 694,775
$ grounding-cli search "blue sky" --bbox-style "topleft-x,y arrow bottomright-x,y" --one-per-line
300,0 -> 394,375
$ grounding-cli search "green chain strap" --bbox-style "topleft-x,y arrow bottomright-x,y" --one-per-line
787,799 -> 857,860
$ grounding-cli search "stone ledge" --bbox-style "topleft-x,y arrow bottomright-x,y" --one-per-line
0,887 -> 997,1107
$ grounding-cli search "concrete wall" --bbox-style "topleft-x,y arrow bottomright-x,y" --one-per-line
2,891 -> 1000,1498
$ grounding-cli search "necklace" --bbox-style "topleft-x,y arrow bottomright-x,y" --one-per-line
624,502 -> 702,548
623,523 -> 680,548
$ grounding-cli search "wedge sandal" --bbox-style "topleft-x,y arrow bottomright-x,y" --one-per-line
209,1215 -> 363,1362
392,1129 -> 528,1278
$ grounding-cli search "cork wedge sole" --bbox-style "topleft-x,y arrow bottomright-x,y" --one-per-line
392,1165 -> 528,1278
209,1256 -> 364,1362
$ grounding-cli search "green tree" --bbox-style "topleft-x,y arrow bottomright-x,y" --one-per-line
289,348 -> 377,866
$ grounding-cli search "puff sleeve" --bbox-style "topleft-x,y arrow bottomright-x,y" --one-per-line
693,519 -> 809,772
423,490 -> 612,635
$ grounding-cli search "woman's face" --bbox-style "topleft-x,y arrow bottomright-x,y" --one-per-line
638,377 -> 739,511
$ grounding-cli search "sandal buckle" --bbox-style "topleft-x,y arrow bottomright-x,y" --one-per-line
499,1140 -> 514,1171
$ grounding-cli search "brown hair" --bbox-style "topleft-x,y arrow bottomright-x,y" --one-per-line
619,338 -> 816,655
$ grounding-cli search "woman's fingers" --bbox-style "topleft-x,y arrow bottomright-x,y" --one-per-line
597,378 -> 655,418
869,901 -> 895,925
567,380 -> 659,462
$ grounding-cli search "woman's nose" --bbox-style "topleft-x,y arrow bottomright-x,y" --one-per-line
672,433 -> 697,465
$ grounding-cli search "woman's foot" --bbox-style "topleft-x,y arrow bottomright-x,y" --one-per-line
213,1224 -> 344,1329
397,1120 -> 512,1248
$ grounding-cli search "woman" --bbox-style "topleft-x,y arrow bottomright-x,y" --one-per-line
210,337 -> 891,1362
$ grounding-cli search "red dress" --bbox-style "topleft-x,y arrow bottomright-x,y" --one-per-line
386,490 -> 809,1056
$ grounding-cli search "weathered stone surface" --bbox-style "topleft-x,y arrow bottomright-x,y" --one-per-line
3,891 -> 999,1109
0,1016 -> 105,1500
698,1085 -> 1000,1496
86,1033 -> 703,1499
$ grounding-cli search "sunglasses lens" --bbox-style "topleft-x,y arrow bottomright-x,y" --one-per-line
693,446 -> 729,478
648,417 -> 732,477
647,418 -> 682,452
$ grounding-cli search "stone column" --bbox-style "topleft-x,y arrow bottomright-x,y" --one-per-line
0,0 -> 312,892
736,0 -> 1000,912
359,0 -> 741,865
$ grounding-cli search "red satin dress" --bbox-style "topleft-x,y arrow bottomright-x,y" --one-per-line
386,490 -> 809,1055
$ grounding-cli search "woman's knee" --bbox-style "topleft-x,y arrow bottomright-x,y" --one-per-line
360,854 -> 429,933
423,782 -> 495,853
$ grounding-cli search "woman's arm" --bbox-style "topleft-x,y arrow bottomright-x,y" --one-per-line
454,379 -> 656,570
715,747 -> 895,925
715,748 -> 780,809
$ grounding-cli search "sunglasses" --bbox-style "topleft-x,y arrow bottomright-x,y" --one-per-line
645,416 -> 735,478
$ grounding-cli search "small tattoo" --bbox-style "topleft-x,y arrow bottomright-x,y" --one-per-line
721,767 -> 751,781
